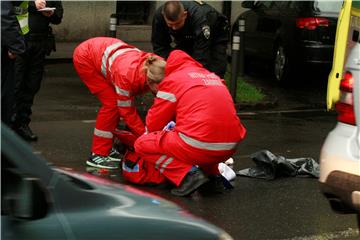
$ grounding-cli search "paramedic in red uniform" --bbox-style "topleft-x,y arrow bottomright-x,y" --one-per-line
134,50 -> 246,196
73,37 -> 166,170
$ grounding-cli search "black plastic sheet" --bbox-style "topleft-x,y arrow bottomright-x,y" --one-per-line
236,150 -> 320,180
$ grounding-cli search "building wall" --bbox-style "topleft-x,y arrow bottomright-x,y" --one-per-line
52,1 -> 246,42
52,1 -> 116,42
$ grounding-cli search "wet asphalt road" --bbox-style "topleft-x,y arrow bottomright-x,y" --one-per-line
28,63 -> 359,240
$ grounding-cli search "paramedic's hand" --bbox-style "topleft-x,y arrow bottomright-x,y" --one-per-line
163,121 -> 176,131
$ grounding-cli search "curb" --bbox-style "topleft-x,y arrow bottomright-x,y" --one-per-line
235,93 -> 278,112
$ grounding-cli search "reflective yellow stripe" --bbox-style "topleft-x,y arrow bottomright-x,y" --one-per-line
94,128 -> 113,138
115,86 -> 130,97
15,1 -> 29,35
156,91 -> 177,102
179,132 -> 238,151
117,100 -> 132,107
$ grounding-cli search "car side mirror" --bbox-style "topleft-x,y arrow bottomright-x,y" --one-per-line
241,1 -> 255,9
7,177 -> 49,220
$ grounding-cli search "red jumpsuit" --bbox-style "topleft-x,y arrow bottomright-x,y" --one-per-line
73,37 -> 154,156
134,50 -> 247,186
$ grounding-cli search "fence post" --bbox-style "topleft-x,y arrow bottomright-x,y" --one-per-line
109,13 -> 117,38
238,18 -> 245,76
230,30 -> 240,102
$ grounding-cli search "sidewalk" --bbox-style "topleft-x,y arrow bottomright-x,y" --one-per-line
47,41 -> 153,62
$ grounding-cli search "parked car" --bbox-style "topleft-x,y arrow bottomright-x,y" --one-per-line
1,124 -> 233,240
319,0 -> 360,226
232,0 -> 342,84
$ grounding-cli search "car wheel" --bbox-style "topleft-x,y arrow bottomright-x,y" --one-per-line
273,44 -> 291,85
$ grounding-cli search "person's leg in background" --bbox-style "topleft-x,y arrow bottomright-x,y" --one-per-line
1,49 -> 16,126
13,39 -> 46,141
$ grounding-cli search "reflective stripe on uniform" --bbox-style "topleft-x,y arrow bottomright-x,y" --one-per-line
178,132 -> 238,151
108,48 -> 140,70
117,100 -> 132,107
156,91 -> 177,102
115,86 -> 130,97
101,42 -> 140,78
101,42 -> 125,77
18,17 -> 28,30
160,157 -> 173,173
94,128 -> 113,139
155,155 -> 167,170
15,1 -> 29,35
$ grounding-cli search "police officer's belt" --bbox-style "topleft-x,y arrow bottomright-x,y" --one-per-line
13,6 -> 28,15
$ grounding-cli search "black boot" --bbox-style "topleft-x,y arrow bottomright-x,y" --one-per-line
171,169 -> 209,197
16,124 -> 38,142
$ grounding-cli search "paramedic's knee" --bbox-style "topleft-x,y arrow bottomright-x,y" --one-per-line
134,131 -> 163,155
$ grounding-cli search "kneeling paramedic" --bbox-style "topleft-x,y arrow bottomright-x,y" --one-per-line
125,50 -> 246,196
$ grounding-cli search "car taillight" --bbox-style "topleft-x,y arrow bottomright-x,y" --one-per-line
296,17 -> 329,30
335,71 -> 355,125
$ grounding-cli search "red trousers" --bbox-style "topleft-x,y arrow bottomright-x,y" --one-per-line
73,53 -> 119,156
134,130 -> 235,186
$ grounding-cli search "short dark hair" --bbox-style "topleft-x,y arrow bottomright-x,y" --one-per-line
162,1 -> 184,21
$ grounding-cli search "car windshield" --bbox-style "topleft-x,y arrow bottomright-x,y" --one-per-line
313,1 -> 343,13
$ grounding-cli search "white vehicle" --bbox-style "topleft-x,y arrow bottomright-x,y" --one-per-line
319,0 -> 360,225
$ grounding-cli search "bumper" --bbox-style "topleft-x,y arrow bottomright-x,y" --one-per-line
319,171 -> 360,213
296,42 -> 334,65
319,123 -> 360,213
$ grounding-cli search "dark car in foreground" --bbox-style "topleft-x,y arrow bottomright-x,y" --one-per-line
232,0 -> 342,84
1,125 -> 233,240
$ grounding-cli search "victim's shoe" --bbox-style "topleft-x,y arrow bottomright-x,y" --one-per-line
108,148 -> 122,162
171,169 -> 209,197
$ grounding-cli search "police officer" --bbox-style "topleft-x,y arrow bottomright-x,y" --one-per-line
1,1 -> 26,126
152,0 -> 229,78
12,0 -> 63,141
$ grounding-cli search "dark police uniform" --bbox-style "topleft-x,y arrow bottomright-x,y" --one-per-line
152,1 -> 229,78
13,1 -> 63,140
1,1 -> 26,126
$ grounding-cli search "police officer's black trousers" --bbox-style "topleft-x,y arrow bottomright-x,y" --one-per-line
210,41 -> 228,79
13,40 -> 47,127
1,48 -> 16,127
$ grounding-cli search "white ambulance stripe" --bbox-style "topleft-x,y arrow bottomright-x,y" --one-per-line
179,132 -> 238,151
155,155 -> 167,170
108,48 -> 140,70
115,86 -> 130,97
156,91 -> 177,103
117,100 -> 132,107
160,157 -> 173,173
94,128 -> 113,139
101,42 -> 125,77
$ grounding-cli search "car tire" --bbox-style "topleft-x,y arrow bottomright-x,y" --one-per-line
273,43 -> 292,86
